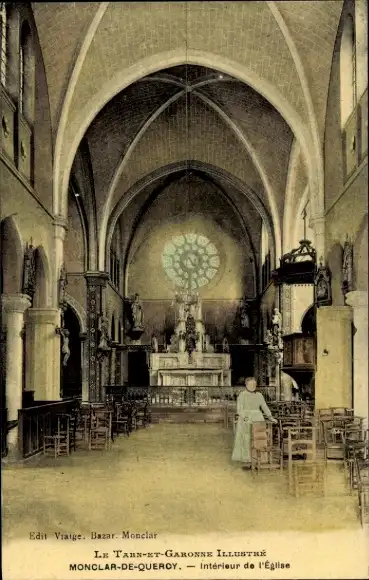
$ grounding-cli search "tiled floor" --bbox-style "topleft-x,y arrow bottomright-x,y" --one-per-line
2,423 -> 362,542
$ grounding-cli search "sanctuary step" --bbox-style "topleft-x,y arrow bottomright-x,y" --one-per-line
150,406 -> 225,424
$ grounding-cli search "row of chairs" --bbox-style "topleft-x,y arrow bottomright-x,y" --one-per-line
250,423 -> 318,471
42,400 -> 151,457
351,450 -> 369,526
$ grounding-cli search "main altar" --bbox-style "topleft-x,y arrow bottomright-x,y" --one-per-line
149,291 -> 231,393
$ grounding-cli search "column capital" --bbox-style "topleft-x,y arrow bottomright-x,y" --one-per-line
26,308 -> 61,325
1,294 -> 31,314
53,215 -> 68,229
53,216 -> 68,241
345,290 -> 368,309
84,271 -> 110,287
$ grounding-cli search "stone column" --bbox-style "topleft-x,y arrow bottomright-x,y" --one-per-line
315,306 -> 353,409
84,272 -> 109,402
25,308 -> 61,401
346,291 -> 368,427
311,215 -> 325,262
109,342 -> 118,385
53,218 -> 68,307
115,347 -> 122,385
1,294 -> 31,457
79,332 -> 88,403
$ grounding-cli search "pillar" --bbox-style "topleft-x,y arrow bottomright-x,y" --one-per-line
315,306 -> 353,409
84,272 -> 109,402
25,308 -> 61,401
53,218 -> 67,307
345,291 -> 368,427
80,332 -> 88,403
109,342 -> 118,385
311,215 -> 325,262
1,294 -> 31,457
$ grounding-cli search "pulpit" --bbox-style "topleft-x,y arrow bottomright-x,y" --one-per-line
282,333 -> 315,401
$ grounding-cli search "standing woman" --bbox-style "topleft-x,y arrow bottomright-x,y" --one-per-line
232,377 -> 277,468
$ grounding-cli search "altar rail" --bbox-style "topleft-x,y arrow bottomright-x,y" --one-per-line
105,385 -> 276,406
18,399 -> 79,459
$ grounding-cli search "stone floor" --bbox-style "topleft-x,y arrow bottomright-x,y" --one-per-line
2,423 -> 363,542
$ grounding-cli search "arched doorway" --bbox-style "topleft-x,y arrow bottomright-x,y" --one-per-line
61,306 -> 82,399
301,305 -> 316,335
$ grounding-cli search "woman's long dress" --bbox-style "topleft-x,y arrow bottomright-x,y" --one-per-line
231,390 -> 274,463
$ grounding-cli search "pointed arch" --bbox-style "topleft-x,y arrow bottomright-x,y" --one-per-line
0,216 -> 24,294
33,246 -> 51,308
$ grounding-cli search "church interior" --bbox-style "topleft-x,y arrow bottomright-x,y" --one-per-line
1,0 -> 368,546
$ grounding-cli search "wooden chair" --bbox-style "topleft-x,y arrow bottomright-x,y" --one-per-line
354,452 -> 369,526
112,403 -> 131,438
135,401 -> 150,428
89,410 -> 113,450
285,425 -> 317,467
317,408 -> 333,443
288,461 -> 326,497
359,487 -> 369,527
74,408 -> 90,448
43,414 -> 70,458
322,421 -> 345,462
279,418 -> 300,458
251,421 -> 282,472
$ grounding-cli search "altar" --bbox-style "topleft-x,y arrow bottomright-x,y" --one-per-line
149,352 -> 231,386
149,290 -> 231,393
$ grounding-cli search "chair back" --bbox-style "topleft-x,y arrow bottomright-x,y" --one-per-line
287,425 -> 317,465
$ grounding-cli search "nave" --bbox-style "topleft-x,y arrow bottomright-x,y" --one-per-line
2,423 -> 362,542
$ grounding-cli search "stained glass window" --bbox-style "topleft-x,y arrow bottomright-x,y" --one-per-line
162,233 -> 220,289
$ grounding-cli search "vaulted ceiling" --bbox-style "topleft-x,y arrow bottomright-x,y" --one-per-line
31,1 -> 343,268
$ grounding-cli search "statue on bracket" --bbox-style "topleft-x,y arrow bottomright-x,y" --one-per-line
98,315 -> 110,352
341,235 -> 354,297
239,298 -> 250,330
222,336 -> 230,353
151,334 -> 158,353
58,263 -> 68,308
60,328 -> 70,366
22,241 -> 36,301
271,308 -> 282,337
131,293 -> 144,329
314,257 -> 332,307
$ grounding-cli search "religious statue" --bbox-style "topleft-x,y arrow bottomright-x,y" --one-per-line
316,278 -> 328,300
239,299 -> 250,329
222,336 -> 230,353
98,315 -> 110,351
271,308 -> 282,337
58,263 -> 68,308
195,295 -> 203,321
60,328 -> 70,367
204,334 -> 214,353
185,314 -> 197,354
178,331 -> 186,353
314,257 -> 332,306
341,235 -> 353,296
264,329 -> 273,346
151,334 -> 158,353
131,293 -> 144,328
22,241 -> 36,300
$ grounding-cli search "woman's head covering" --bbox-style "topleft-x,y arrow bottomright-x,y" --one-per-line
245,377 -> 257,392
